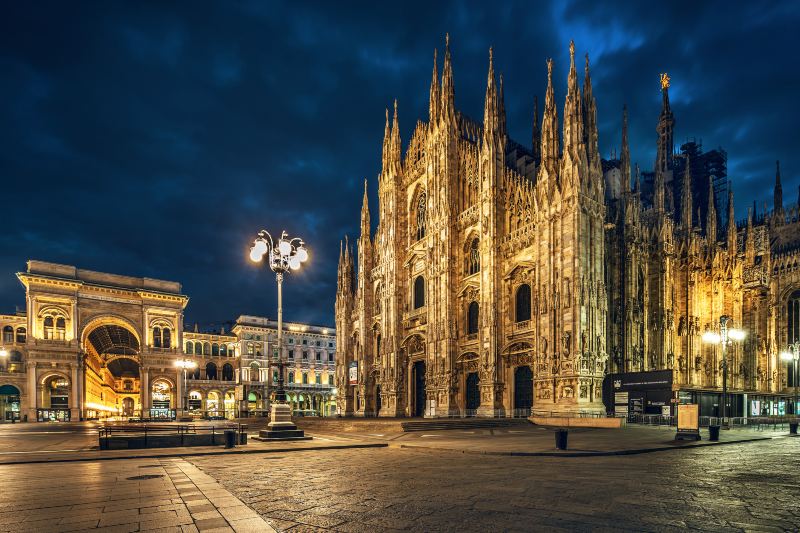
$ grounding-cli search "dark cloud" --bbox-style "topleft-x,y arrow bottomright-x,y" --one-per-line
1,1 -> 798,326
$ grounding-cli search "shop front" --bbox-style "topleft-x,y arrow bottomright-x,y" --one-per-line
0,384 -> 20,422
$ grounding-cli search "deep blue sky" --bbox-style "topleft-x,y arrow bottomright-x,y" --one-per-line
2,1 -> 798,328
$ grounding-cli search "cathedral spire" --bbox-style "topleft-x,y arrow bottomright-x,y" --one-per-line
531,95 -> 541,162
654,165 -> 665,212
681,154 -> 693,228
706,176 -> 717,242
774,159 -> 784,213
429,49 -> 439,124
539,58 -> 559,182
656,72 -> 675,175
440,33 -> 456,129
583,52 -> 601,193
727,188 -> 736,251
481,47 -> 501,152
390,99 -> 401,173
620,105 -> 631,194
562,40 -> 584,159
381,108 -> 390,175
360,179 -> 370,238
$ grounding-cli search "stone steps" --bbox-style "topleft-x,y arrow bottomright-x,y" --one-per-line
401,418 -> 531,432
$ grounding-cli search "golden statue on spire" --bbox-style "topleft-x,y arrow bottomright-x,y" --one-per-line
660,72 -> 670,90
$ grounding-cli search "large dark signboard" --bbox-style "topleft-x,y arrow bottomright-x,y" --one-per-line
603,370 -> 673,415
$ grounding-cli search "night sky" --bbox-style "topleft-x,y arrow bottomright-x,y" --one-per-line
2,1 -> 798,328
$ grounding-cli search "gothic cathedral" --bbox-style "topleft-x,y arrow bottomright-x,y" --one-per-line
335,36 -> 800,418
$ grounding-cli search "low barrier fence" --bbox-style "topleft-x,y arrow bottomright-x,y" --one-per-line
98,423 -> 248,450
626,413 -> 799,429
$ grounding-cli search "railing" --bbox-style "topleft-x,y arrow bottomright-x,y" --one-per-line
99,422 -> 247,450
530,409 -> 612,419
626,414 -> 799,429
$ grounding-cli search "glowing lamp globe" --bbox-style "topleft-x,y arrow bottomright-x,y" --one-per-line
728,329 -> 746,342
253,239 -> 268,256
289,256 -> 301,270
781,351 -> 795,362
296,246 -> 308,262
702,331 -> 721,344
278,240 -> 292,255
249,247 -> 264,263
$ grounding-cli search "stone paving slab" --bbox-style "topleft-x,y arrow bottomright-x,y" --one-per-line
0,457 -> 275,532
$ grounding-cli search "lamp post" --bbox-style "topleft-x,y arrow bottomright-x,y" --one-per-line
250,230 -> 309,438
174,359 -> 197,413
702,315 -> 746,428
0,347 -> 6,373
780,342 -> 800,416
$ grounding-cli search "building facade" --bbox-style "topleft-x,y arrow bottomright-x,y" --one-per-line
0,260 -> 336,422
335,37 -> 800,418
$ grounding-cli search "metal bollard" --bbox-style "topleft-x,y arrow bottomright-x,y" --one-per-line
555,428 -> 568,450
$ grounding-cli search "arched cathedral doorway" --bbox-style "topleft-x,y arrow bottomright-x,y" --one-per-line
465,373 -> 480,414
514,366 -> 533,415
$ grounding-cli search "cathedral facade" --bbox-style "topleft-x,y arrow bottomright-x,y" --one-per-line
336,38 -> 608,417
335,36 -> 800,418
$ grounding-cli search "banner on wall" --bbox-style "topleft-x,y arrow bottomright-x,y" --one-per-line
348,361 -> 358,385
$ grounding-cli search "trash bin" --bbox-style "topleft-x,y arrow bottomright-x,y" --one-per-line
239,425 -> 248,445
790,422 -> 798,435
224,429 -> 236,449
709,425 -> 720,441
555,428 -> 568,450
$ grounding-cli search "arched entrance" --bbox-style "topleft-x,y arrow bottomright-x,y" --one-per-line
151,379 -> 174,420
82,320 -> 142,419
188,391 -> 203,413
39,375 -> 71,421
121,397 -> 134,416
465,373 -> 480,414
514,366 -> 533,415
412,361 -> 426,417
206,391 -> 221,418
0,384 -> 20,422
224,391 -> 236,418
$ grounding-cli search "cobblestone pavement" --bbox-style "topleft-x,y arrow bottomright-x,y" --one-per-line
191,437 -> 800,532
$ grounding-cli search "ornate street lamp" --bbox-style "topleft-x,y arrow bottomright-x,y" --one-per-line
174,359 -> 197,413
702,316 -> 746,428
780,342 -> 800,417
250,230 -> 309,439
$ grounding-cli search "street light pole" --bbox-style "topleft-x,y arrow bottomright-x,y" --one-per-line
702,315 -> 745,429
174,359 -> 197,414
250,230 -> 309,439
780,342 -> 800,416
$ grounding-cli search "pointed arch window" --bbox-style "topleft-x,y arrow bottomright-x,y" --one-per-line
186,341 -> 194,355
467,238 -> 480,275
515,284 -> 532,323
467,301 -> 479,335
212,343 -> 220,356
413,276 -> 425,310
416,192 -> 427,241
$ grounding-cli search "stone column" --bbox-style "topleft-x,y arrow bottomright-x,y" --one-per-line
140,367 -> 149,414
26,361 -> 37,422
176,368 -> 184,413
70,363 -> 81,421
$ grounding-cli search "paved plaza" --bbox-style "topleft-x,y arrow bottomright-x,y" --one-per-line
0,426 -> 796,532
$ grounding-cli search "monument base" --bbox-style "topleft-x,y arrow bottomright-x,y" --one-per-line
258,403 -> 311,440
